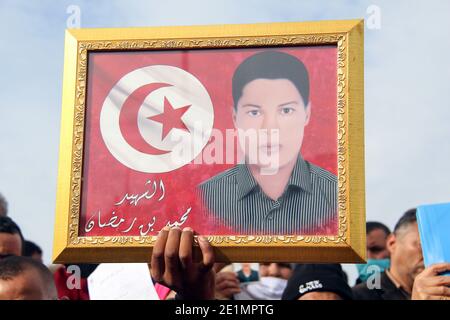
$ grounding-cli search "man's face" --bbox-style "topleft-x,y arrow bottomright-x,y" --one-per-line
259,263 -> 292,280
0,232 -> 22,259
388,222 -> 424,282
0,269 -> 51,300
367,229 -> 390,260
234,79 -> 310,170
241,263 -> 251,274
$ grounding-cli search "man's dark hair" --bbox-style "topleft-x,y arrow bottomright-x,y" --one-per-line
0,216 -> 24,242
23,240 -> 43,257
366,221 -> 391,236
394,208 -> 417,234
0,256 -> 57,299
0,193 -> 7,217
0,216 -> 25,256
232,51 -> 310,109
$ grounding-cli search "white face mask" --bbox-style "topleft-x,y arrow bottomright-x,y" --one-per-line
234,277 -> 288,300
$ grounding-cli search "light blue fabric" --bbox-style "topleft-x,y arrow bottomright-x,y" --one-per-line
356,259 -> 390,282
417,203 -> 450,276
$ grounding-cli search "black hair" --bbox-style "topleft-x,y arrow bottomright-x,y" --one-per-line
0,216 -> 24,256
394,208 -> 417,234
23,240 -> 43,257
232,51 -> 310,109
366,221 -> 391,236
0,256 -> 57,299
0,216 -> 24,242
0,193 -> 7,217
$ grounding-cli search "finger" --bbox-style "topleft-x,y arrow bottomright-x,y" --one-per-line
215,272 -> 229,284
415,294 -> 449,301
219,272 -> 240,284
215,278 -> 239,290
150,226 -> 170,282
417,285 -> 450,297
431,263 -> 450,274
164,227 -> 182,277
428,275 -> 450,287
179,227 -> 194,270
424,263 -> 450,276
216,279 -> 241,291
198,236 -> 214,272
222,287 -> 242,297
429,296 -> 450,300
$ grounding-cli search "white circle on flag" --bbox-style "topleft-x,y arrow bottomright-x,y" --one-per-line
100,65 -> 214,173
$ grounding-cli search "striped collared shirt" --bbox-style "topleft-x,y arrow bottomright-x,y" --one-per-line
198,155 -> 337,235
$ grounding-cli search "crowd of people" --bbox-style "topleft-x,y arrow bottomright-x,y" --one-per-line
1,191 -> 449,300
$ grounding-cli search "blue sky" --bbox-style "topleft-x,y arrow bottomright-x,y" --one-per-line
1,0 -> 450,283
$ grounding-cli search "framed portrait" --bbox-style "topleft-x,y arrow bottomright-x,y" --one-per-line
53,20 -> 366,263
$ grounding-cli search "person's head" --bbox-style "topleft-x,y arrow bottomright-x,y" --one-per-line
259,263 -> 293,280
0,193 -> 7,217
23,240 -> 43,263
237,263 -> 293,300
232,51 -> 311,170
387,209 -> 424,284
0,256 -> 57,300
241,263 -> 252,274
0,217 -> 24,259
366,221 -> 391,259
282,264 -> 353,300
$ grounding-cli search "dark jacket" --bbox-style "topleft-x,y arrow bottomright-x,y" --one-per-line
352,271 -> 410,300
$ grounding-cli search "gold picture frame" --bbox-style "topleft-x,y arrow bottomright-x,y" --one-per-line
53,19 -> 366,264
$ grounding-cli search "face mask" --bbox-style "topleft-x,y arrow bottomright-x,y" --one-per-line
234,276 -> 287,300
356,259 -> 390,282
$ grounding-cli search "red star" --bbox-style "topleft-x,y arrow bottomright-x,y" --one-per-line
147,96 -> 191,140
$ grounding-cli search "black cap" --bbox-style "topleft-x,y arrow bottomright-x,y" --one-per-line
282,264 -> 353,300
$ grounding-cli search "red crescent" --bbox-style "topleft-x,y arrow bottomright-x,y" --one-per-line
119,82 -> 172,155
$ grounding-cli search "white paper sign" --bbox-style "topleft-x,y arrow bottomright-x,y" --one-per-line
88,263 -> 159,300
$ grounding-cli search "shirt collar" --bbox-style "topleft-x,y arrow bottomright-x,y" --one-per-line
385,269 -> 402,289
236,155 -> 313,200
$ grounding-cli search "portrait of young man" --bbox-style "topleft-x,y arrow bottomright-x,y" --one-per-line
236,263 -> 259,283
199,50 -> 338,235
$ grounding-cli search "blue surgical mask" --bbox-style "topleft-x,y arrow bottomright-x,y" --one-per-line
356,259 -> 390,282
